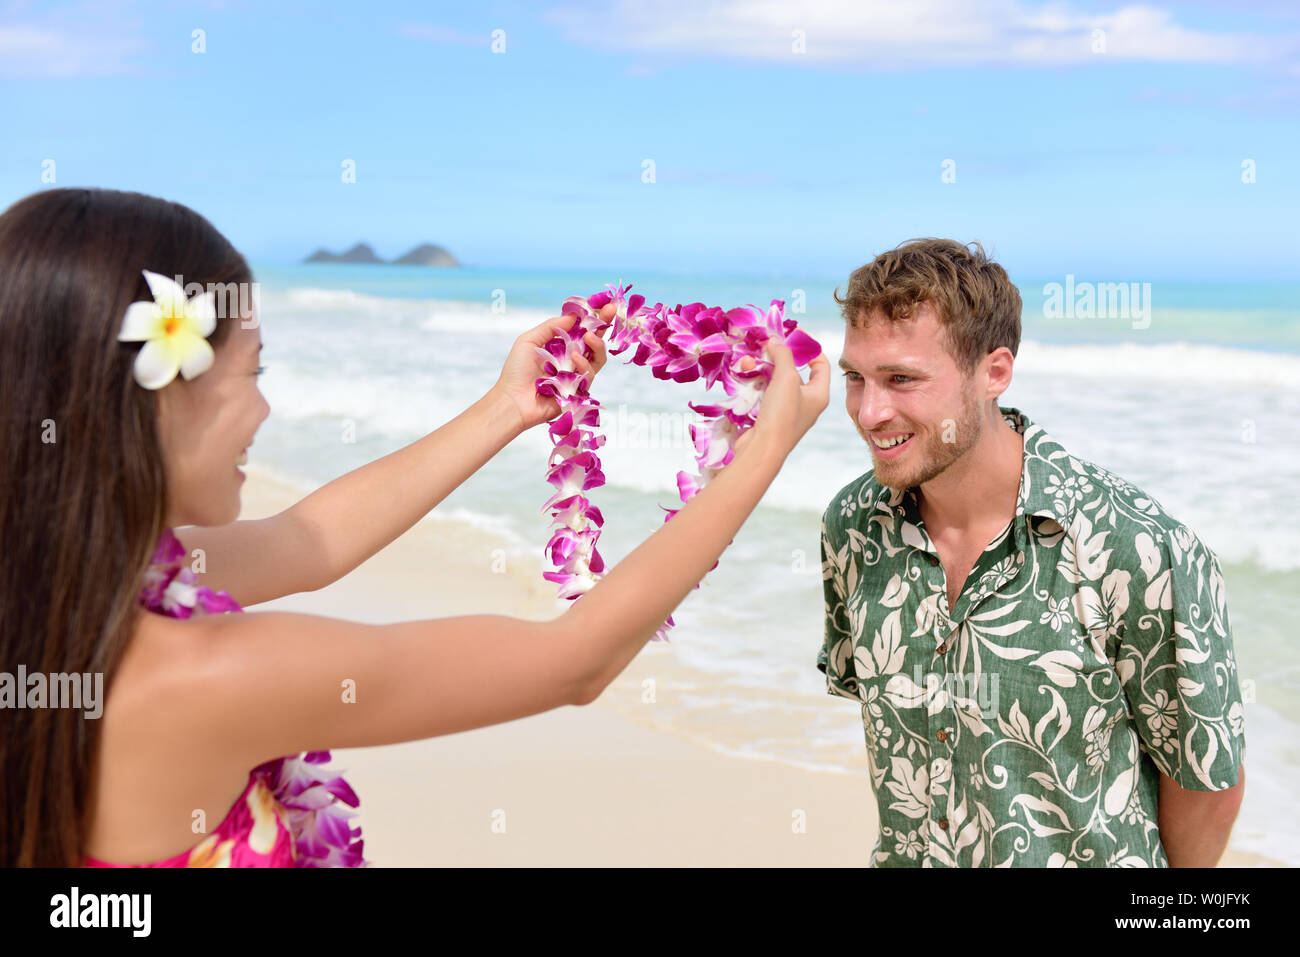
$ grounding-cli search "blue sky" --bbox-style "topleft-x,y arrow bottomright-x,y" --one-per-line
1,0 -> 1297,279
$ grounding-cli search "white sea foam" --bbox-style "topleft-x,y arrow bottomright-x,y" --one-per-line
259,370 -> 464,437
267,286 -> 555,335
1017,339 -> 1300,390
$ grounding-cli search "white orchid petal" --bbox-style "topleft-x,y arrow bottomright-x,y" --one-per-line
133,338 -> 181,390
118,301 -> 163,341
177,334 -> 215,380
186,290 -> 218,337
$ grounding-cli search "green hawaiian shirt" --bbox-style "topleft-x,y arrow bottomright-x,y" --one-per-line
818,407 -> 1245,867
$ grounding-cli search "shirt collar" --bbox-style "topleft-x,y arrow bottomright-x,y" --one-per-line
872,406 -> 1077,537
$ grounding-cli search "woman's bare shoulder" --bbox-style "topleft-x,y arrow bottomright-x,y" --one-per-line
106,611 -> 239,756
109,609 -> 381,759
112,609 -> 336,715
112,610 -> 229,710
107,610 -> 311,756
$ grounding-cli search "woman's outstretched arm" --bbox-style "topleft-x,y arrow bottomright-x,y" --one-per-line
160,340 -> 829,765
177,308 -> 612,606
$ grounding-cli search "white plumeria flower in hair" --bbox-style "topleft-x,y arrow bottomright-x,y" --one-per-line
117,270 -> 218,390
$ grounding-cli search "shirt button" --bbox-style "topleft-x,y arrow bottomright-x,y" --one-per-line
936,729 -> 947,742
937,642 -> 948,654
928,554 -> 940,566
938,817 -> 950,831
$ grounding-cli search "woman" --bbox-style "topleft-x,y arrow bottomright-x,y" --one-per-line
0,188 -> 829,866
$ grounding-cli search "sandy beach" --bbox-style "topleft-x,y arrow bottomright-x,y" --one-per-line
236,466 -> 1279,867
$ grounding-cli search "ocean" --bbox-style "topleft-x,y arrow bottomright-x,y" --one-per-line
246,262 -> 1300,864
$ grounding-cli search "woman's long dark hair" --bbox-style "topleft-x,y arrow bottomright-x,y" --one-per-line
0,188 -> 251,865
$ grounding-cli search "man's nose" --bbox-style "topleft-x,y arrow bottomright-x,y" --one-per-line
856,380 -> 894,431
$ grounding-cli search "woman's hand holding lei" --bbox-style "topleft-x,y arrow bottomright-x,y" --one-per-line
490,306 -> 615,434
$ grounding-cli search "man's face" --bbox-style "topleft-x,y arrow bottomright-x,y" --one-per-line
839,301 -> 983,490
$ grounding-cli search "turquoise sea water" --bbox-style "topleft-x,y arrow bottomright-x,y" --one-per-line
246,263 -> 1300,863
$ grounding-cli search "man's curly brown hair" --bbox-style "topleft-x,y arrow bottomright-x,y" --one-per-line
834,238 -> 1022,376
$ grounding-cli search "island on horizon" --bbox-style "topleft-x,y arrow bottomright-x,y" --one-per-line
304,242 -> 460,267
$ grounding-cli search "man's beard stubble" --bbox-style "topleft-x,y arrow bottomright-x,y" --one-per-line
860,387 -> 983,491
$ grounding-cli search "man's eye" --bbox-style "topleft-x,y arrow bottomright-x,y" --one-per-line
842,371 -> 861,381
891,375 -> 911,384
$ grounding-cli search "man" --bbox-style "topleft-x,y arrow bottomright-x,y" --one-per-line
817,238 -> 1246,867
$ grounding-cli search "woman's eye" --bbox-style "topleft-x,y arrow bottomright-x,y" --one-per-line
255,365 -> 267,376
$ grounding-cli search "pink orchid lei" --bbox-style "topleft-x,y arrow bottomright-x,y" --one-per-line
534,283 -> 822,642
139,528 -> 367,867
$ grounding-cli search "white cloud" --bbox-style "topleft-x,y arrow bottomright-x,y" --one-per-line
0,2 -> 147,78
546,0 -> 1296,68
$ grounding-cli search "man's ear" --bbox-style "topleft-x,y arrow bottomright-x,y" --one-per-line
983,347 -> 1014,400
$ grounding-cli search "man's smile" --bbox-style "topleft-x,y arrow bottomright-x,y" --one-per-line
870,431 -> 915,456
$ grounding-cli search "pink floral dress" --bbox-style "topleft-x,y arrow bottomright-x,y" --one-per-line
84,529 -> 366,868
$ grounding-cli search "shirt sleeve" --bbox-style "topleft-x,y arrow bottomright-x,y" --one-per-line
817,504 -> 860,702
1116,525 -> 1245,791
